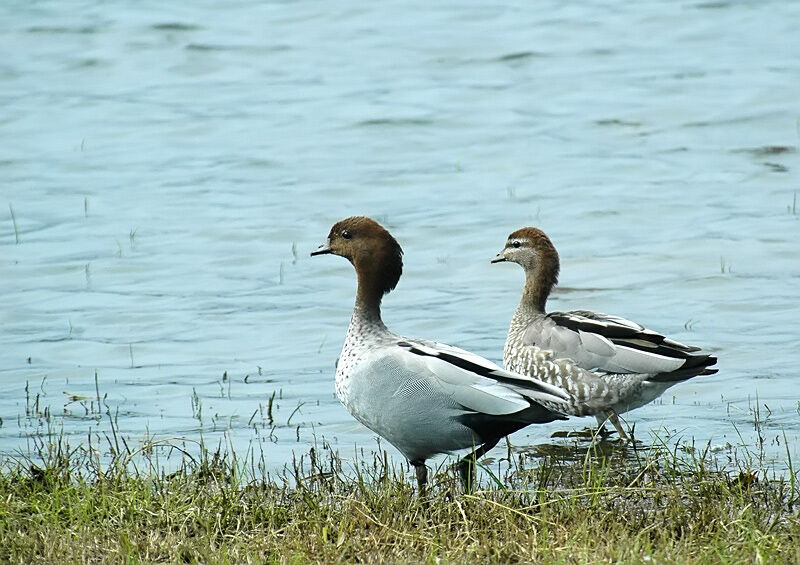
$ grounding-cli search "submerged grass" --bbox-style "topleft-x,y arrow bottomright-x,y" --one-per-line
1,429 -> 798,564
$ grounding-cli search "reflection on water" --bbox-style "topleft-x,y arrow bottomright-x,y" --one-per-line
1,0 -> 799,474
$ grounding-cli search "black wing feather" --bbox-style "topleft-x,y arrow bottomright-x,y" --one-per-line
547,311 -> 717,380
397,341 -> 563,397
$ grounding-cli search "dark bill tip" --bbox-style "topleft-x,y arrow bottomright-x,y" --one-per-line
310,241 -> 332,257
490,253 -> 507,264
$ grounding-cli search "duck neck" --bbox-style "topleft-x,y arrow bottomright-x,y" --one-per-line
520,260 -> 556,315
352,267 -> 387,330
506,266 -> 553,362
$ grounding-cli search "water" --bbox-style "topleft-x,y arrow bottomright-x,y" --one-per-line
2,1 -> 799,474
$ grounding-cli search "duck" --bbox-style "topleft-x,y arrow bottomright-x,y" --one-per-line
492,227 -> 718,439
311,216 -> 573,491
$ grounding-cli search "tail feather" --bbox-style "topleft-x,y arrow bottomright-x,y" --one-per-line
650,354 -> 717,383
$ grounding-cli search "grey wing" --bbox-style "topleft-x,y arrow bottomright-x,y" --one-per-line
396,339 -> 571,408
524,310 -> 717,380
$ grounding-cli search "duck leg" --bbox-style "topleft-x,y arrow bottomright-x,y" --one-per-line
606,411 -> 629,442
457,439 -> 499,491
411,460 -> 428,495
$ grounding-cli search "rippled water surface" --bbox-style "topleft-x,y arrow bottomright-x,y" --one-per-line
2,1 -> 799,474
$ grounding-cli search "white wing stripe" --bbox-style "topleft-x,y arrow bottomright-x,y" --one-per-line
606,345 -> 685,374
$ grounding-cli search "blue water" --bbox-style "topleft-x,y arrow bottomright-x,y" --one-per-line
2,1 -> 799,475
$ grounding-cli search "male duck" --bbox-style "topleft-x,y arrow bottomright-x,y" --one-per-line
311,217 -> 572,490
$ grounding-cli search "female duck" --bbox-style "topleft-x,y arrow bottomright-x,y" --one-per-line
493,227 -> 717,438
311,217 -> 572,490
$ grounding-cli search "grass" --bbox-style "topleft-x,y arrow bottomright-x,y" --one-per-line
1,428 -> 798,564
9,202 -> 20,244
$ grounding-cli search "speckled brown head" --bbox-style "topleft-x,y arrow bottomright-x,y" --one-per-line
311,216 -> 404,298
492,227 -> 560,311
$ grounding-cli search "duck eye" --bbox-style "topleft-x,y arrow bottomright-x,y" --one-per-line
512,241 -> 521,248
341,230 -> 352,240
